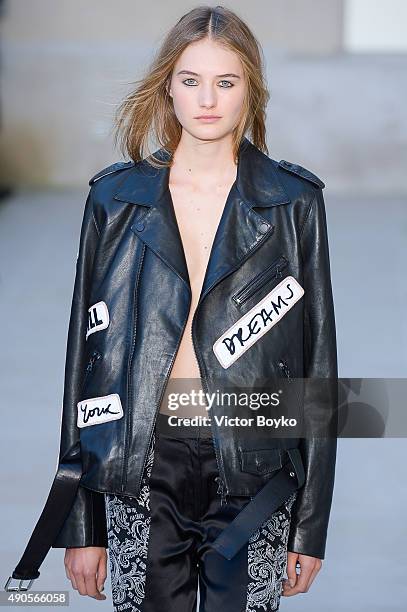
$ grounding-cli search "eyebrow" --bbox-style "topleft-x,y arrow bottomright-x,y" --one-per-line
176,70 -> 241,78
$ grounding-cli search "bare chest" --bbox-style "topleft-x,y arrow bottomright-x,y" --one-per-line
170,186 -> 230,299
159,181 -> 234,410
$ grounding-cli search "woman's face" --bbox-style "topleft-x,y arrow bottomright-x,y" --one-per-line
169,37 -> 246,142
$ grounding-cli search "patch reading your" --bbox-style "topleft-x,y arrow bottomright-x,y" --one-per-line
213,276 -> 304,369
77,393 -> 123,428
86,301 -> 109,339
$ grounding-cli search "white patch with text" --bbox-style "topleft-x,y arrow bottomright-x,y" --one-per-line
86,301 -> 109,339
213,276 -> 304,369
77,393 -> 123,428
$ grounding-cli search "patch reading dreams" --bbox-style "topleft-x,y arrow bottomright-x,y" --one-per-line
213,276 -> 304,369
77,393 -> 123,428
86,301 -> 109,339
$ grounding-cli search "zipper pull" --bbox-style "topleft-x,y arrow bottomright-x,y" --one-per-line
214,476 -> 228,506
87,350 -> 101,372
278,359 -> 291,380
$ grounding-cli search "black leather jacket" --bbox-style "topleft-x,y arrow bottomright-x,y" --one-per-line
52,136 -> 338,560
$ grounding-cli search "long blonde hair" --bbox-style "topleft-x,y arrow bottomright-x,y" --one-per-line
112,4 -> 270,168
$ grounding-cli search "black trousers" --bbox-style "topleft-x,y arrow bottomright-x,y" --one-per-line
104,413 -> 297,612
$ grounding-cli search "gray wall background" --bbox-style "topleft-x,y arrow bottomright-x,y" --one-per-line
1,1 -> 406,611
1,0 -> 406,196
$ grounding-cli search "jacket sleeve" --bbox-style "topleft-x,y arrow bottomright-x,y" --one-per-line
52,187 -> 108,549
287,187 -> 338,560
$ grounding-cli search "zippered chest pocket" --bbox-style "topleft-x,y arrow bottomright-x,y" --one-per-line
232,255 -> 289,307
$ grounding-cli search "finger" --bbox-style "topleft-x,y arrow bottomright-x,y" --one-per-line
73,574 -> 87,597
285,554 -> 299,588
84,573 -> 106,600
96,556 -> 107,592
64,552 -> 78,590
282,557 -> 300,595
293,563 -> 313,594
283,559 -> 315,596
70,576 -> 78,591
64,553 -> 72,582
66,567 -> 78,592
304,560 -> 322,591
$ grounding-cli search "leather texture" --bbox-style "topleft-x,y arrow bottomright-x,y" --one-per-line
52,136 -> 338,560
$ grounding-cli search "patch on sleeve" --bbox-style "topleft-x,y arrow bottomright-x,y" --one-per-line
213,276 -> 304,369
86,301 -> 109,339
77,393 -> 124,428
278,159 -> 325,189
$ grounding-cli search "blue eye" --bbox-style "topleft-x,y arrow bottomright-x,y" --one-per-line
182,79 -> 234,88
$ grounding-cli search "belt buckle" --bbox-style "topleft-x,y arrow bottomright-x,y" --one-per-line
4,576 -> 35,592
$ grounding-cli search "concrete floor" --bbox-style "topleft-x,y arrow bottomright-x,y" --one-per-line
0,188 -> 406,610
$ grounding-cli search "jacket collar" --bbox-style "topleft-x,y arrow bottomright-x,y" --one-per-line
113,136 -> 291,302
113,136 -> 290,209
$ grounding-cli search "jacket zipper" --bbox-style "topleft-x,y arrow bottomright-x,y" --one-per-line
188,224 -> 276,504
121,245 -> 146,492
134,217 -> 274,499
134,288 -> 227,501
81,350 -> 102,392
233,255 -> 288,306
278,359 -> 292,381
134,287 -> 192,497
214,475 -> 228,506
191,305 -> 230,506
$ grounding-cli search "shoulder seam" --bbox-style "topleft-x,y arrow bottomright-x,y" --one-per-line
299,191 -> 316,241
92,205 -> 101,237
278,159 -> 325,189
88,160 -> 135,186
88,185 -> 101,237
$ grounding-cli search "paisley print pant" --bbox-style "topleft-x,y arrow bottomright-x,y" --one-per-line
104,413 -> 297,612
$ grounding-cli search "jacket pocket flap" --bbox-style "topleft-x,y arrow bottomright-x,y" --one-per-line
239,448 -> 283,476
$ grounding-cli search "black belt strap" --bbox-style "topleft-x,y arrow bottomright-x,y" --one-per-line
4,449 -> 305,587
210,448 -> 305,560
4,461 -> 83,591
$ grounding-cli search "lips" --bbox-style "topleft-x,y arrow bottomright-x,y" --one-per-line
195,116 -> 222,122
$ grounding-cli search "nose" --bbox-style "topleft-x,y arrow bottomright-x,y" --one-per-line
198,86 -> 217,108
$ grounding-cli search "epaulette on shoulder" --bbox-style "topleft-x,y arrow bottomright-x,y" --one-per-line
88,160 -> 136,186
278,159 -> 325,189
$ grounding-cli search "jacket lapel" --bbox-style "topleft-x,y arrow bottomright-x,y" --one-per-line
113,136 -> 291,303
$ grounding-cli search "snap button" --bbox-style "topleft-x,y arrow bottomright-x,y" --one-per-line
134,221 -> 145,231
259,222 -> 269,234
289,471 -> 295,477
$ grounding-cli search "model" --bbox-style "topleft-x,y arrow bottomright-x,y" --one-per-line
5,5 -> 338,612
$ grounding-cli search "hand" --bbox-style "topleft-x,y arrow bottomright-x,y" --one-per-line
64,547 -> 107,600
282,551 -> 322,597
